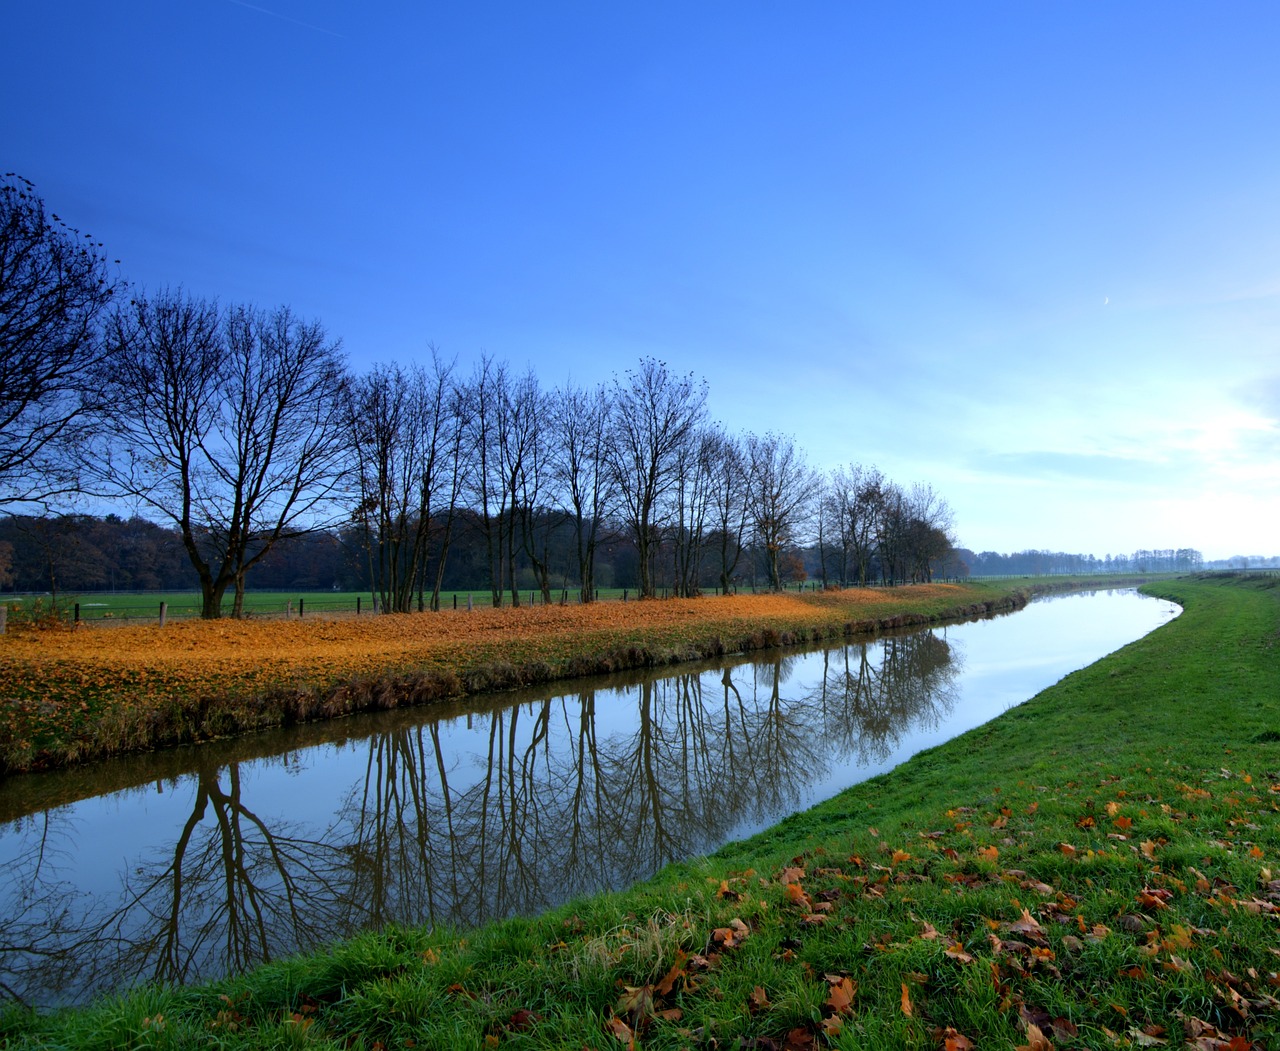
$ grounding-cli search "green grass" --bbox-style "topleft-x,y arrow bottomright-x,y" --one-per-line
5,586 -> 741,624
4,573 -> 1277,1049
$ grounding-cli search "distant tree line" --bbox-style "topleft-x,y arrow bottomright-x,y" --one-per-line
954,548 -> 1205,577
2,175 -> 977,616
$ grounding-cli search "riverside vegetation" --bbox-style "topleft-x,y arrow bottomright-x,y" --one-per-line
3,574 -> 1278,1049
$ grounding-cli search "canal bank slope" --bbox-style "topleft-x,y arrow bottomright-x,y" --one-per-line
5,574 -> 1278,1049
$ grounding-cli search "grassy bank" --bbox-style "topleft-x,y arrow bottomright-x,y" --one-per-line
2,573 -> 1276,1049
0,581 -> 1033,775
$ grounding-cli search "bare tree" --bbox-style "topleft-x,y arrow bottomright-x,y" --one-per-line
550,381 -> 615,602
0,175 -> 121,506
903,482 -> 955,582
669,427 -> 719,597
827,463 -> 885,586
744,431 -> 819,591
704,428 -> 749,594
347,353 -> 457,614
608,359 -> 707,598
96,290 -> 349,618
462,356 -> 509,607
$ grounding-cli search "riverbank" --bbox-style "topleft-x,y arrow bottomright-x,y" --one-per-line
2,574 -> 1275,1049
0,581 -> 1039,776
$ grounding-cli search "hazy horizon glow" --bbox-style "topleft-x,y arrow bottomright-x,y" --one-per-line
6,2 -> 1277,560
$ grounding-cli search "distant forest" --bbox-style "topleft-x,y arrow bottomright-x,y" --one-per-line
0,513 -> 1217,600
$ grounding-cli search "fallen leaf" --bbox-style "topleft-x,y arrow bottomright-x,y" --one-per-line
826,976 -> 856,1015
900,982 -> 913,1017
1016,1022 -> 1053,1051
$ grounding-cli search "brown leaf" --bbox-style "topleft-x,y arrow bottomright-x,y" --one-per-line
615,985 -> 653,1022
900,982 -> 913,1017
826,976 -> 856,1016
1016,1022 -> 1054,1051
945,941 -> 975,964
783,1027 -> 816,1050
654,952 -> 687,996
1009,908 -> 1047,941
751,985 -> 772,1012
607,1016 -> 635,1044
941,1028 -> 975,1051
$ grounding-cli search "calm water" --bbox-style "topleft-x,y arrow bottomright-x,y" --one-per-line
0,588 -> 1178,1006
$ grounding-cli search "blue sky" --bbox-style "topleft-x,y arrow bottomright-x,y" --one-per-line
6,1 -> 1278,560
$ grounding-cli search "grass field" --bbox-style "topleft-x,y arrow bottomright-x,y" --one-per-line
2,574 -> 1277,1049
6,588 -> 642,624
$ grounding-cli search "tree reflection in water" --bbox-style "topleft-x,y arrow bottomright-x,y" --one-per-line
0,629 -> 959,1006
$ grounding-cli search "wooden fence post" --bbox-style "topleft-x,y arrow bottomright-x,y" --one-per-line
0,606 -> 6,634
159,602 -> 167,627
299,598 -> 305,618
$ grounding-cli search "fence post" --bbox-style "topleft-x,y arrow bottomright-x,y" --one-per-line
287,600 -> 293,618
75,602 -> 81,624
357,596 -> 361,615
0,606 -> 6,634
159,602 -> 167,627
453,594 -> 458,610
623,589 -> 628,602
299,598 -> 304,619
467,594 -> 473,611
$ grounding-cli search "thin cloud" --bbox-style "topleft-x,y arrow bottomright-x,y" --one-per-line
222,0 -> 343,38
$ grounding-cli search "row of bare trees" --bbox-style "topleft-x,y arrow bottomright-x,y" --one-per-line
1,176 -> 958,616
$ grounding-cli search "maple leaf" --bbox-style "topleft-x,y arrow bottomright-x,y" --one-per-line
750,986 -> 771,1012
655,952 -> 687,996
607,1016 -> 635,1045
1140,839 -> 1159,859
945,942 -> 975,964
503,1008 -> 540,1032
785,883 -> 812,910
826,976 -> 856,1016
1009,908 -> 1047,938
940,1028 -> 975,1050
900,982 -> 913,1017
783,1027 -> 816,1050
1015,1022 -> 1054,1051
615,985 -> 654,1023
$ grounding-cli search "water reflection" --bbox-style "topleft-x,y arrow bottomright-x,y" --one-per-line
0,630 -> 956,1006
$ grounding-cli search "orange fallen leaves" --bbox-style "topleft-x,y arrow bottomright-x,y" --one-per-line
1,587 -> 977,766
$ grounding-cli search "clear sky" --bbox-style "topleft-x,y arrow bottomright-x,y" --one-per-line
5,1 -> 1278,560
